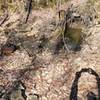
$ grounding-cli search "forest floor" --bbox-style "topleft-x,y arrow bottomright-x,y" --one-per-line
0,0 -> 100,100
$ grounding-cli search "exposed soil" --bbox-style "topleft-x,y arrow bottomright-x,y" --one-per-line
0,0 -> 100,100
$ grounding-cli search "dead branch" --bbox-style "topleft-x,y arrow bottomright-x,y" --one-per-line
70,68 -> 100,100
0,12 -> 8,26
25,0 -> 32,23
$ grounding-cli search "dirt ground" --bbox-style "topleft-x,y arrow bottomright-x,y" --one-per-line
0,0 -> 100,100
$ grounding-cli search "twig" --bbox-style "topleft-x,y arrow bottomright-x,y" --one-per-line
62,22 -> 70,52
0,13 -> 8,26
25,0 -> 32,23
60,6 -> 72,53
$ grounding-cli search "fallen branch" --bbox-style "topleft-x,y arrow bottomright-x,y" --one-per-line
70,68 -> 100,100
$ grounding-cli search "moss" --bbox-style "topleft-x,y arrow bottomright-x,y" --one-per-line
65,27 -> 82,44
10,90 -> 25,100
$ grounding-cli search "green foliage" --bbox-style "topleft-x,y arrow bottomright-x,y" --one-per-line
0,0 -> 68,14
0,0 -> 21,15
32,0 -> 67,8
88,0 -> 98,5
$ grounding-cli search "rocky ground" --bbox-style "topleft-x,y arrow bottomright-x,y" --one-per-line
0,0 -> 100,100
